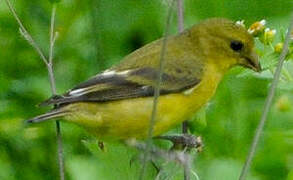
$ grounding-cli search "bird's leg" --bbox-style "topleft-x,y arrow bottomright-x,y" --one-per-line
154,134 -> 203,152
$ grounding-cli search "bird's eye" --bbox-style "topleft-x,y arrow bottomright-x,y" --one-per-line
230,41 -> 243,52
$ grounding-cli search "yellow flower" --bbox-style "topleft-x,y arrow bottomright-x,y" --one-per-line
248,20 -> 266,36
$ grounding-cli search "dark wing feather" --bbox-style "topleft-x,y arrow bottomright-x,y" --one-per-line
40,66 -> 202,106
39,30 -> 206,106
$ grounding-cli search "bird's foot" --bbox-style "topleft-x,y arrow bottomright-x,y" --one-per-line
155,134 -> 203,152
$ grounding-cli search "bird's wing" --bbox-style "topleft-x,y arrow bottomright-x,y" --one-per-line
40,34 -> 205,106
40,63 -> 203,106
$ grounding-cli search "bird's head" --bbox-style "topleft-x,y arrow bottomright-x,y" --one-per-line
190,18 -> 261,72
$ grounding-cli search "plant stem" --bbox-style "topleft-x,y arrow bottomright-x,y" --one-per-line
176,0 -> 190,179
177,0 -> 188,136
139,1 -> 175,179
56,120 -> 64,180
5,0 -> 48,65
49,5 -> 65,180
177,0 -> 184,33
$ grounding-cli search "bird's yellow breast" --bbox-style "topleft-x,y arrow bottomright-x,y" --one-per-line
64,63 -> 223,140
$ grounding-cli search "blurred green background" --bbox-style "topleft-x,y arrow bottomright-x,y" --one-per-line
1,0 -> 293,179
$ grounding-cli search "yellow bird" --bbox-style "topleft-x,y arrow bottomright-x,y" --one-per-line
27,18 -> 261,140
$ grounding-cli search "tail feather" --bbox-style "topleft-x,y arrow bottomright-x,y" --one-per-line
26,109 -> 68,124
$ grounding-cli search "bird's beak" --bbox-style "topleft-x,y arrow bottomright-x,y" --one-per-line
242,51 -> 262,72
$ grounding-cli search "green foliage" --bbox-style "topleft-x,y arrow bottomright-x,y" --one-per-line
1,0 -> 293,179
49,0 -> 61,4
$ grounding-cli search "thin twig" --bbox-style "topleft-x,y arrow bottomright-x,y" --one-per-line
183,157 -> 191,180
177,0 -> 184,33
49,5 -> 65,180
4,1 -> 65,179
48,4 -> 57,94
49,5 -> 56,66
56,120 -> 65,180
239,14 -> 293,180
176,0 -> 188,135
5,0 -> 48,66
139,1 -> 175,179
176,1 -> 190,179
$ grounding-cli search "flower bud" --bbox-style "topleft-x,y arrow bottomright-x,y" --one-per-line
235,20 -> 245,28
275,95 -> 291,112
262,28 -> 276,44
274,43 -> 283,53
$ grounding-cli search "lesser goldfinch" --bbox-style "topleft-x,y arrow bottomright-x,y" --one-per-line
27,18 -> 261,140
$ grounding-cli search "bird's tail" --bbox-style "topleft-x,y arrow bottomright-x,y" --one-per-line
26,109 -> 68,124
